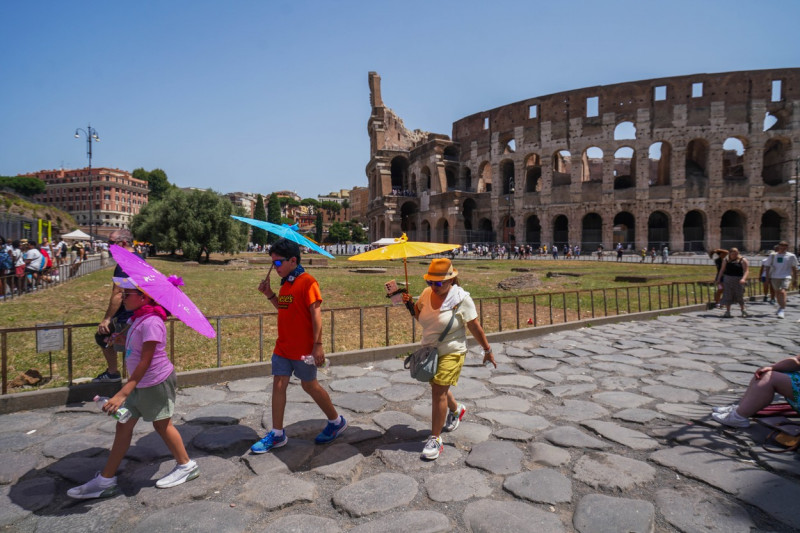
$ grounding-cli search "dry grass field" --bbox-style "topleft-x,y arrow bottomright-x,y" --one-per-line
1,252 -> 714,390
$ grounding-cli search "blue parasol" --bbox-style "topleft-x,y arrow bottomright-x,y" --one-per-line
231,216 -> 335,259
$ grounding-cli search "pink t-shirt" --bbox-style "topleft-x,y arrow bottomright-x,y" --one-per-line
124,314 -> 174,388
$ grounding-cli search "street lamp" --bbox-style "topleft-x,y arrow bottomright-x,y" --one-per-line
74,124 -> 100,241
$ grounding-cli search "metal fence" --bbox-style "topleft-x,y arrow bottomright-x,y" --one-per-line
1,278 -> 740,395
0,255 -> 107,301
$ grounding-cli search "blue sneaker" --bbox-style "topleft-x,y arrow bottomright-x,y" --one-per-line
315,417 -> 348,444
250,430 -> 288,454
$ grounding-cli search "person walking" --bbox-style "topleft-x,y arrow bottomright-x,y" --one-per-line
94,230 -> 137,382
402,258 -> 495,460
68,277 -> 199,498
250,238 -> 347,454
765,241 -> 798,319
714,248 -> 749,318
661,245 -> 669,264
709,249 -> 729,308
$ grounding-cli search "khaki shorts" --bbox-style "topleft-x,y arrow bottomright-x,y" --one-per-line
771,278 -> 791,291
124,371 -> 177,422
432,352 -> 466,387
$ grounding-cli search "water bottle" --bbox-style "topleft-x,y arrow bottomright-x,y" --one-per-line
93,395 -> 132,423
301,355 -> 330,368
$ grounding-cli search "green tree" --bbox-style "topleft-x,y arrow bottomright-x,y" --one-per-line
131,188 -> 247,262
251,194 -> 268,246
349,221 -> 367,243
327,222 -> 350,243
315,211 -> 323,243
132,167 -> 174,203
300,198 -> 319,210
266,194 -> 282,244
0,176 -> 46,196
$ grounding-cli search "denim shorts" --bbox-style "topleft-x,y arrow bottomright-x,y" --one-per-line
272,354 -> 317,382
785,371 -> 800,413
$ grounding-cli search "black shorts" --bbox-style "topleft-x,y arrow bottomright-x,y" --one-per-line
94,315 -> 127,350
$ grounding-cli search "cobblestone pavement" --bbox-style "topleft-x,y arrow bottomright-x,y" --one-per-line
2,299 -> 800,532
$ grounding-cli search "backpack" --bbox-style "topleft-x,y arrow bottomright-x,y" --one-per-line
40,248 -> 52,269
0,249 -> 11,271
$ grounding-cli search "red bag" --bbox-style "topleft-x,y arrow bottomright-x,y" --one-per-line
755,403 -> 798,417
40,248 -> 53,269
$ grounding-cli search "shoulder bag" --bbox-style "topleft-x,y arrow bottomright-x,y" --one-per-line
404,307 -> 458,382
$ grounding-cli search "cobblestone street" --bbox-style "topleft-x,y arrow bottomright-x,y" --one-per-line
2,299 -> 800,532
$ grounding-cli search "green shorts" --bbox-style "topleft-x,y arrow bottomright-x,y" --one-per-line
432,352 -> 466,387
124,371 -> 177,422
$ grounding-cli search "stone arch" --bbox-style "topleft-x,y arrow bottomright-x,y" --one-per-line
437,218 -> 450,243
722,137 -> 747,180
686,139 -> 709,177
649,142 -> 671,186
683,210 -> 706,252
762,138 -> 792,186
613,212 -> 635,246
461,167 -> 473,191
720,210 -> 745,251
647,211 -> 670,249
410,172 -> 417,194
421,166 -> 432,191
526,215 -> 541,246
614,121 -> 636,141
524,154 -> 542,192
400,201 -> 418,237
445,165 -> 457,190
443,145 -> 459,160
553,214 -> 569,248
421,219 -> 432,242
552,150 -> 572,186
478,161 -> 491,193
502,137 -> 516,154
761,210 -> 783,251
390,156 -> 409,192
501,159 -> 515,194
462,198 -> 477,239
581,213 -> 602,251
613,147 -> 635,189
502,214 -> 516,243
477,217 -> 494,242
582,147 -> 603,182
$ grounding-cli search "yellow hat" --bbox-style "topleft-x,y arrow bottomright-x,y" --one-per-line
424,258 -> 458,282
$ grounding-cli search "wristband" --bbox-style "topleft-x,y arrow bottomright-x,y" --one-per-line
267,293 -> 277,300
482,347 -> 493,356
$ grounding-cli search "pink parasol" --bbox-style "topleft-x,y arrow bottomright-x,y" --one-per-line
109,245 -> 216,338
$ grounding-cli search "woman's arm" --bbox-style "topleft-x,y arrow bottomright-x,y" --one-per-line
755,355 -> 800,380
104,340 -> 157,414
715,258 -> 728,284
740,258 -> 749,283
466,318 -> 496,368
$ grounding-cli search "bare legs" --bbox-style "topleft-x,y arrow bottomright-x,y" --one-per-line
431,383 -> 458,437
271,375 -> 338,430
736,370 -> 795,417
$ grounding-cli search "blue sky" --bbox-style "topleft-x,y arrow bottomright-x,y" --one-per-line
1,1 -> 797,199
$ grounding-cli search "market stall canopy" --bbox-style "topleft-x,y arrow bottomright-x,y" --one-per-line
371,237 -> 398,247
61,229 -> 91,240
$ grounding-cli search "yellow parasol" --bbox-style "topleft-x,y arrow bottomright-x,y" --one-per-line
348,233 -> 460,291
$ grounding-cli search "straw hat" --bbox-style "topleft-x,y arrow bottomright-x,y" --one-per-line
424,258 -> 458,282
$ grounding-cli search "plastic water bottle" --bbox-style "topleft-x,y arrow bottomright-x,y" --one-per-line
93,395 -> 132,423
301,355 -> 330,368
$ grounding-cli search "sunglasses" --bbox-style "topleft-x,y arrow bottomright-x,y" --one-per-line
122,291 -> 142,299
272,258 -> 288,267
426,280 -> 450,287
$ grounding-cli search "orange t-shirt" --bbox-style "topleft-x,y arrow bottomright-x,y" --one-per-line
273,273 -> 322,359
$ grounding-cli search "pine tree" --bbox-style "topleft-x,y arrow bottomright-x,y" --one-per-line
315,211 -> 323,243
252,194 -> 268,246
266,194 -> 282,244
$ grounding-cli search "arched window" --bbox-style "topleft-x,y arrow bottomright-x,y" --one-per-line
685,139 -> 708,177
553,215 -> 569,248
501,160 -> 515,194
647,211 -> 669,249
525,154 -> 541,193
683,210 -> 705,252
760,210 -> 783,251
582,147 -> 603,182
390,157 -> 409,192
722,138 -> 747,180
581,213 -> 602,250
720,211 -> 745,250
614,121 -> 636,140
648,142 -> 671,186
552,150 -> 572,186
526,215 -> 541,246
613,147 -> 635,189
613,212 -> 635,246
762,138 -> 791,186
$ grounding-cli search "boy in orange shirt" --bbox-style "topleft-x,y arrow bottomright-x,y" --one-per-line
250,238 -> 346,453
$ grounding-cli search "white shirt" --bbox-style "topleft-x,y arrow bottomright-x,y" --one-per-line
417,285 -> 478,355
767,252 -> 798,279
24,248 -> 43,271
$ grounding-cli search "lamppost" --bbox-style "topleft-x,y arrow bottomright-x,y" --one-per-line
795,158 -> 800,255
74,125 -> 100,240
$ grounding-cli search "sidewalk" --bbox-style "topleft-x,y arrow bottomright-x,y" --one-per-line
1,299 -> 799,531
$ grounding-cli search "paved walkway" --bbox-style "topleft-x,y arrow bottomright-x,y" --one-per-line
2,299 -> 800,532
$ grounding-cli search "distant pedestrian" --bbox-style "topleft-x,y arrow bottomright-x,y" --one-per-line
715,248 -> 749,318
661,246 -> 669,264
709,249 -> 729,308
616,243 -> 623,262
650,247 -> 656,263
596,245 -> 604,261
640,248 -> 647,263
764,240 -> 798,319
552,245 -> 558,260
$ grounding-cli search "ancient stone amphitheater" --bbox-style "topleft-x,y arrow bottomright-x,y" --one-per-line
365,68 -> 799,253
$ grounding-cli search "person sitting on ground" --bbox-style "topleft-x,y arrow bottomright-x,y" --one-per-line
712,354 -> 800,428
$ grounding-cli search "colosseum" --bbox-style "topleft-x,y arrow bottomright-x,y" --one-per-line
365,68 -> 799,253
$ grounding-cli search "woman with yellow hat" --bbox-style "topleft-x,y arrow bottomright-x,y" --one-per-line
403,258 -> 495,460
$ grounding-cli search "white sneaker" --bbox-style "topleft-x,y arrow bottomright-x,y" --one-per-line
156,460 -> 199,488
443,404 -> 466,432
712,404 -> 737,414
712,410 -> 750,428
421,435 -> 443,460
67,472 -> 119,499
777,309 -> 785,319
